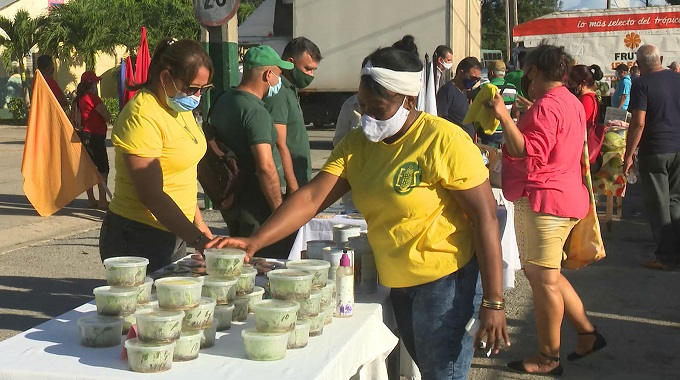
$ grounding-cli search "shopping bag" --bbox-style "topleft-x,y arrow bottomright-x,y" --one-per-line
562,140 -> 606,269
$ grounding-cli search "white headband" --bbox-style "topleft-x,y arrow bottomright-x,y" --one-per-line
361,62 -> 422,96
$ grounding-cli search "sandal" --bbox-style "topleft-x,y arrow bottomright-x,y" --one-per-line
507,352 -> 563,376
567,328 -> 607,361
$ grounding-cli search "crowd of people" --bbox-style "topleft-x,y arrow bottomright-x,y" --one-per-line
35,33 -> 680,379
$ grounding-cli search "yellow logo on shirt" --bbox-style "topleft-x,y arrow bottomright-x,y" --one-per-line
393,162 -> 422,195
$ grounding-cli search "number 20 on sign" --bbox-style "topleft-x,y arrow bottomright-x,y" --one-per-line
194,0 -> 240,27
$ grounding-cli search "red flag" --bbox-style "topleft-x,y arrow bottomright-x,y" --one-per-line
135,26 -> 150,85
123,56 -> 135,106
21,70 -> 102,216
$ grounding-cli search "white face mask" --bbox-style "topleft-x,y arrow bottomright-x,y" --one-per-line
442,61 -> 453,70
360,97 -> 409,142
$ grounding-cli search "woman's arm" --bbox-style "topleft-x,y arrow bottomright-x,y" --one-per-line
94,102 -> 112,123
450,179 -> 510,353
123,154 -> 210,251
488,93 -> 526,158
209,172 -> 350,258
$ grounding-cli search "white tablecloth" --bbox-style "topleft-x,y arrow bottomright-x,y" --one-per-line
0,302 -> 397,380
290,188 -> 521,290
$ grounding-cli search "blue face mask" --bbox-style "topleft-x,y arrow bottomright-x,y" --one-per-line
463,77 -> 479,90
266,72 -> 282,98
163,77 -> 201,112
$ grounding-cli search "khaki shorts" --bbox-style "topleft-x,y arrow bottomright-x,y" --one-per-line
514,198 -> 579,269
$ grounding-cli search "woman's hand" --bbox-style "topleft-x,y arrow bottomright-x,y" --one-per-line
516,95 -> 533,109
206,236 -> 260,262
475,307 -> 511,355
485,93 -> 511,121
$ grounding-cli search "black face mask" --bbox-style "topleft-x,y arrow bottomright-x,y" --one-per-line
521,74 -> 531,100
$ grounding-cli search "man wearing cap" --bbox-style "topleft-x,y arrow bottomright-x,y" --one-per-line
264,37 -> 322,194
474,60 -> 516,147
36,55 -> 68,108
210,45 -> 297,259
612,63 -> 632,110
668,60 -> 680,73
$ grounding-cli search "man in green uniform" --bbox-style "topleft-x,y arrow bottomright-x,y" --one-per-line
210,45 -> 296,259
264,37 -> 323,193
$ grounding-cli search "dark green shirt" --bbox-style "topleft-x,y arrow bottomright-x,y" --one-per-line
264,75 -> 312,185
211,87 -> 284,200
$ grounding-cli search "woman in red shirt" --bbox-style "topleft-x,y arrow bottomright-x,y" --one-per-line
486,45 -> 606,376
569,64 -> 605,165
75,71 -> 111,209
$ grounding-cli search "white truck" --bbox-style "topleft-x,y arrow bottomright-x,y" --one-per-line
239,0 -> 481,126
513,5 -> 680,77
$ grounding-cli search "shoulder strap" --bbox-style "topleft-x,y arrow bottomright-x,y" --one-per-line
206,90 -> 230,125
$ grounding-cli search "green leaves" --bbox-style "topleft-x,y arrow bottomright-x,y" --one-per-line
481,0 -> 562,52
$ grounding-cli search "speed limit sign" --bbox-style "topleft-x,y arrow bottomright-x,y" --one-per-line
194,0 -> 240,27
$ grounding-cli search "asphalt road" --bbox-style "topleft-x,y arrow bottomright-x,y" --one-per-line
1,125 -> 679,379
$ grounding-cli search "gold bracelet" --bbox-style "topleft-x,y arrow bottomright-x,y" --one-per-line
195,220 -> 206,228
482,299 -> 505,310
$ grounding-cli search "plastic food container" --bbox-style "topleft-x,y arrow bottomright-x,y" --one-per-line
182,297 -> 216,331
298,289 -> 322,318
77,315 -> 124,347
200,319 -> 218,349
306,310 -> 325,337
287,319 -> 311,349
93,286 -> 138,317
173,330 -> 203,362
242,328 -> 290,361
214,304 -> 234,331
320,279 -> 335,308
324,303 -> 334,325
134,308 -> 184,344
204,248 -> 246,277
306,240 -> 335,260
154,277 -> 203,310
267,269 -> 314,301
233,295 -> 249,322
252,299 -> 300,333
201,275 -> 238,305
103,256 -> 149,287
125,338 -> 175,373
332,224 -> 361,243
236,266 -> 258,295
286,259 -> 330,289
137,277 -> 154,305
246,286 -> 265,313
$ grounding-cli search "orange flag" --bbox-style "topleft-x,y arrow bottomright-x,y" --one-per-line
21,70 -> 102,216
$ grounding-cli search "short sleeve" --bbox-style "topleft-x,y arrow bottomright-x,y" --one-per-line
90,93 -> 103,107
243,109 -> 277,146
112,113 -> 163,158
264,92 -> 290,125
438,130 -> 489,190
517,103 -> 559,172
321,130 -> 352,179
629,80 -> 647,112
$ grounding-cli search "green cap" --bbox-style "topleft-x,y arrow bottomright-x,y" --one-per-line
243,46 -> 294,70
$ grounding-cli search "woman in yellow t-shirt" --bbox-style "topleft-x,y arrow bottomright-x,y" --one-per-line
209,47 -> 509,380
99,39 -> 215,272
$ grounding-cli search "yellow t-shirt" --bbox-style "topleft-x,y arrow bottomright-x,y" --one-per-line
110,89 -> 207,231
322,112 -> 488,288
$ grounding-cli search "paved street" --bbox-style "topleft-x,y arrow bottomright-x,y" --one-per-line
0,125 -> 679,379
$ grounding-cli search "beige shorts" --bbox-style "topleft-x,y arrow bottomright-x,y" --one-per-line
514,198 -> 579,269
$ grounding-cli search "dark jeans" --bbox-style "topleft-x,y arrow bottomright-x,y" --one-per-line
390,256 -> 482,380
639,152 -> 680,264
220,196 -> 297,259
99,211 -> 187,272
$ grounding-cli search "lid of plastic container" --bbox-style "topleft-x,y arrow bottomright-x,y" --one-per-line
306,240 -> 335,246
154,277 -> 202,287
124,337 -> 176,349
134,307 -> 184,321
77,315 -> 123,327
215,303 -> 235,311
198,297 -> 217,307
295,318 -> 312,328
239,265 -> 258,275
252,299 -> 300,311
204,248 -> 246,257
143,277 -> 154,285
286,259 -> 331,269
93,286 -> 139,296
103,256 -> 149,268
333,224 -> 361,231
340,253 -> 351,267
203,275 -> 238,285
267,269 -> 314,280
179,330 -> 203,340
250,286 -> 265,295
241,327 -> 290,339
309,289 -> 323,299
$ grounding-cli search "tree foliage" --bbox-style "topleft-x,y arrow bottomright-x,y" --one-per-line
0,10 -> 46,94
481,0 -> 562,53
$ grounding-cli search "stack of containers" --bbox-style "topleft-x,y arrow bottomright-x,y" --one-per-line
201,248 -> 246,337
246,299 -> 300,360
285,260 -> 331,336
347,233 -> 378,294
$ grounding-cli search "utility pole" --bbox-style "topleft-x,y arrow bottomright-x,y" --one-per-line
506,0 -> 518,63
607,0 -> 611,9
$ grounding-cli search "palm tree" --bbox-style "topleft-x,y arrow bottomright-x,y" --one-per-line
0,10 -> 46,99
38,0 -> 116,71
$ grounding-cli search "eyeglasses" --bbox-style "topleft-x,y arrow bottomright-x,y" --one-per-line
184,83 -> 213,96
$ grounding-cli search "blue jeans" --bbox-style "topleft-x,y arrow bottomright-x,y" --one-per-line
390,256 -> 482,380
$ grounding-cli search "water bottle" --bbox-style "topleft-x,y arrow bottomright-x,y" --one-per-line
627,166 -> 638,184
